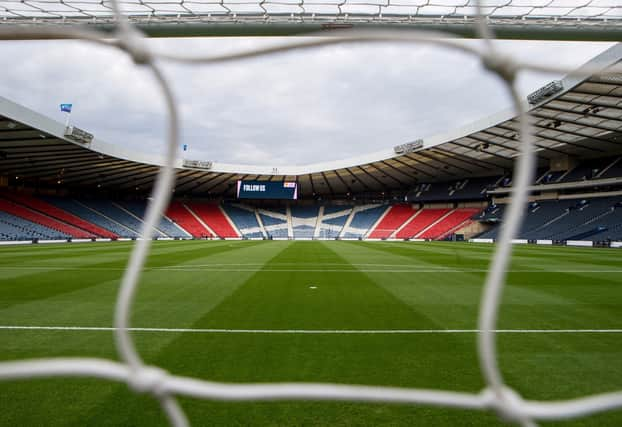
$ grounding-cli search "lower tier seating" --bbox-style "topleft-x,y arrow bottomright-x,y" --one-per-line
186,202 -> 240,238
0,198 -> 94,238
165,201 -> 212,238
0,211 -> 70,240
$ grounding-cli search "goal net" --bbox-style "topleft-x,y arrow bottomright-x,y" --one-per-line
1,2 -> 622,427
1,0 -> 621,39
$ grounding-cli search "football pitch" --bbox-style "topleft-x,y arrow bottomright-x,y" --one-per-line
0,240 -> 621,426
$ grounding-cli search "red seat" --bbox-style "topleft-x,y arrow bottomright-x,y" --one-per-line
368,204 -> 415,238
185,203 -> 239,238
419,209 -> 479,239
165,201 -> 212,238
395,208 -> 451,239
4,193 -> 116,238
0,198 -> 95,238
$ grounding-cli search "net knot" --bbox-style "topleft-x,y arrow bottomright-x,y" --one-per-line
481,52 -> 517,82
128,366 -> 169,397
116,27 -> 152,65
482,386 -> 531,424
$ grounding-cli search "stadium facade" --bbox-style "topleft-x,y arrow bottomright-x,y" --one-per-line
1,43 -> 622,245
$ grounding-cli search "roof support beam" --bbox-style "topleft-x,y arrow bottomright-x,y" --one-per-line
369,163 -> 408,187
320,172 -> 335,196
380,160 -> 419,182
391,157 -> 435,178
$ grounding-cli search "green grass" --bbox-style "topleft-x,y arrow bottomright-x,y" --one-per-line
0,240 -> 621,426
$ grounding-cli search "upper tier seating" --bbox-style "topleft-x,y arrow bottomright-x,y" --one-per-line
406,177 -> 499,202
117,201 -> 189,238
186,202 -> 239,238
558,158 -> 613,183
4,193 -> 113,238
598,157 -> 622,180
43,197 -> 135,238
165,201 -> 212,238
0,198 -> 93,238
395,208 -> 450,239
0,211 -> 69,240
368,204 -> 415,238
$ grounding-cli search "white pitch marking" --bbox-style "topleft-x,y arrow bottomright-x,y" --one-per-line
2,266 -> 622,273
0,326 -> 621,334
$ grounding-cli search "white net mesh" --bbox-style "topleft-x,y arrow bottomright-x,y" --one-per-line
0,0 -> 621,27
1,5 -> 622,427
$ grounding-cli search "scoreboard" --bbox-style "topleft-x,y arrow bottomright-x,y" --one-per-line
236,180 -> 298,200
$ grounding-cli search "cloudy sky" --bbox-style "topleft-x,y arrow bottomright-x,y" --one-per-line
0,37 -> 614,166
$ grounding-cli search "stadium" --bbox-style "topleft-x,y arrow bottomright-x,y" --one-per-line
1,2 -> 622,426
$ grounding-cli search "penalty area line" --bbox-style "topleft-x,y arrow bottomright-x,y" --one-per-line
0,326 -> 621,334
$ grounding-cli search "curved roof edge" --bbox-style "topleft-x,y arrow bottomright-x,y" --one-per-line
1,42 -> 621,178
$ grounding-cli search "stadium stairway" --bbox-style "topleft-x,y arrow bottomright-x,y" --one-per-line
0,198 -> 94,239
185,202 -> 240,238
165,201 -> 213,238
3,193 -> 115,238
368,204 -> 416,239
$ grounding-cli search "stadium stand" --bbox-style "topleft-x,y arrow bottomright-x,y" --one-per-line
477,203 -> 505,222
165,201 -> 212,238
186,202 -> 240,238
0,198 -> 94,238
558,158 -> 614,183
598,157 -> 622,180
342,205 -> 387,238
418,208 -> 479,239
0,210 -> 70,240
223,204 -> 264,238
3,193 -> 115,238
318,205 -> 352,239
117,200 -> 190,238
476,197 -> 622,242
368,204 -> 416,239
394,208 -> 450,239
43,197 -> 137,238
290,205 -> 319,239
79,200 -> 166,238
406,177 -> 498,202
257,207 -> 289,239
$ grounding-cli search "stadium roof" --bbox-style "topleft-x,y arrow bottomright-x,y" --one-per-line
2,42 -> 622,199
